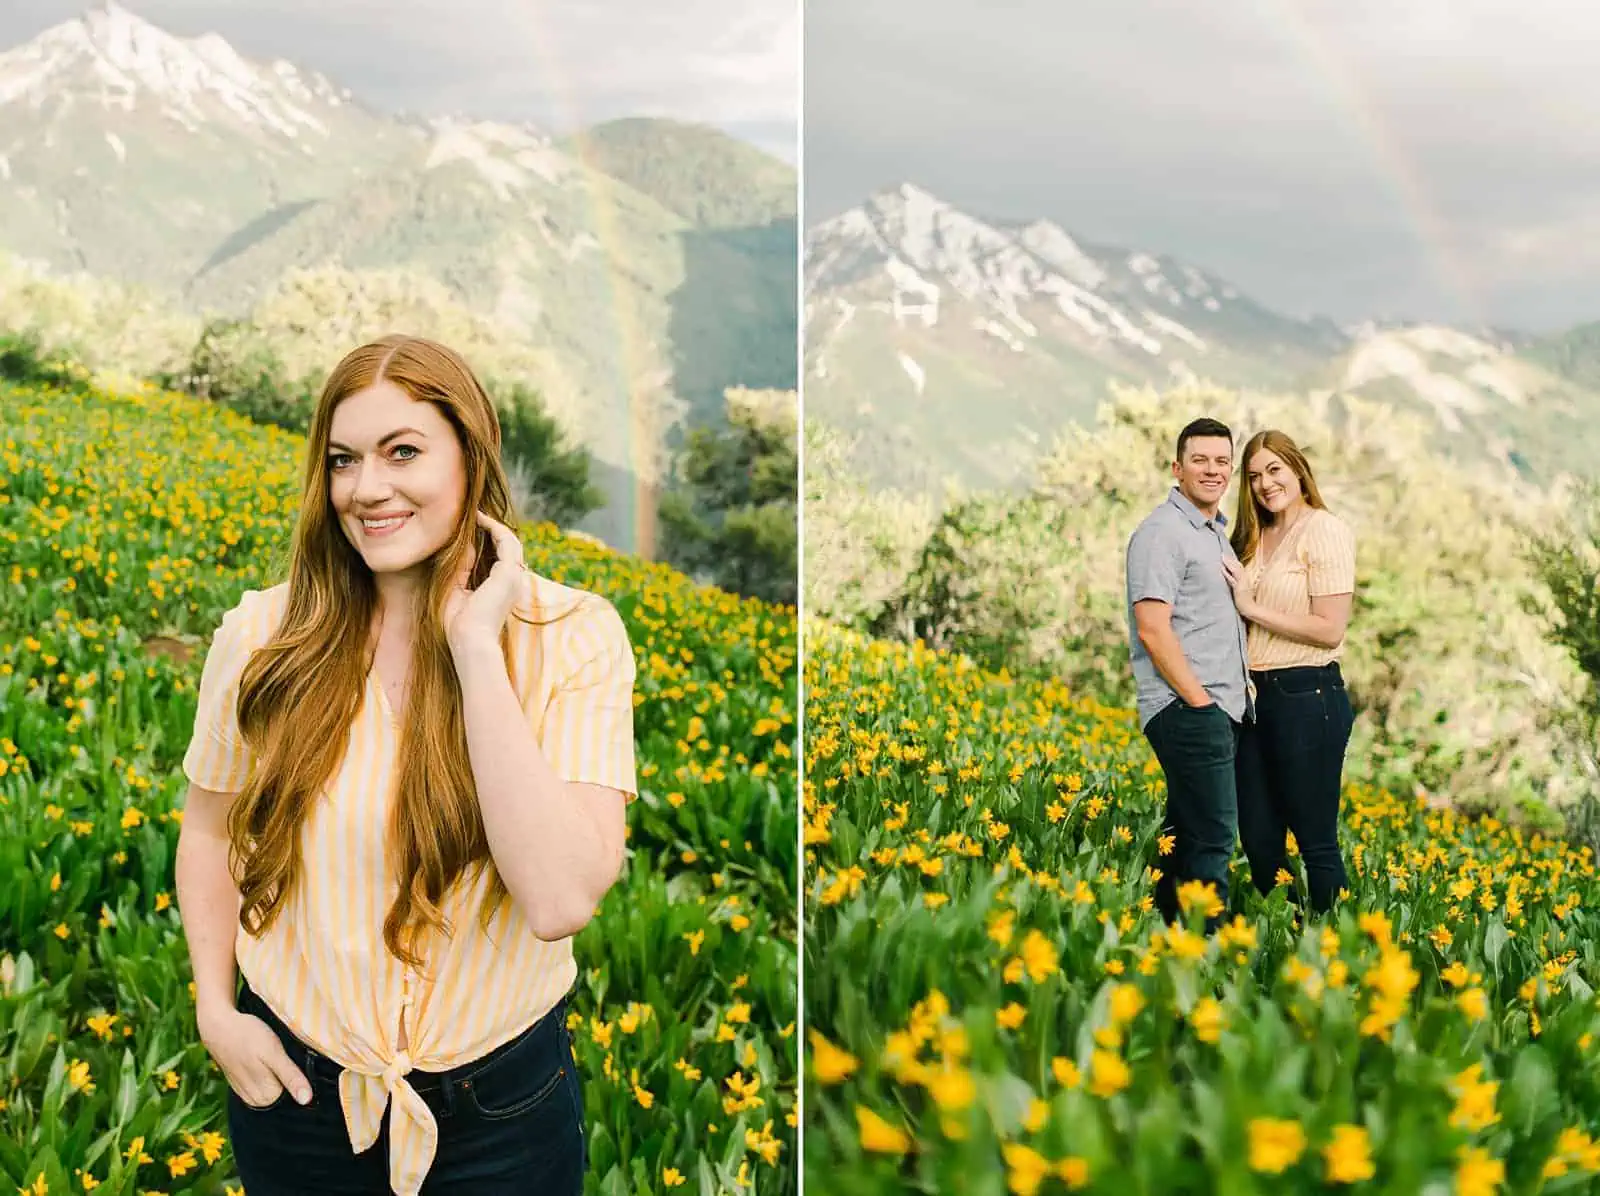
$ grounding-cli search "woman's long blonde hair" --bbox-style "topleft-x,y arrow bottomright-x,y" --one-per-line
1230,429 -> 1329,565
228,334 -> 533,968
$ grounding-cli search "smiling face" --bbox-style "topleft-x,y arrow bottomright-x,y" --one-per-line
1172,434 -> 1233,517
326,380 -> 467,581
1246,447 -> 1305,519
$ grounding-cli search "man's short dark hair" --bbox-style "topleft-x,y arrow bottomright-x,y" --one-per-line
1176,417 -> 1233,462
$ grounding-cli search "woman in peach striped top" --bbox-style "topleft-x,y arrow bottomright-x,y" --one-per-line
1221,429 -> 1356,914
174,335 -> 636,1194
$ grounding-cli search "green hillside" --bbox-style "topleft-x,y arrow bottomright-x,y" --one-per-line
572,118 -> 796,229
1524,323 -> 1600,392
0,374 -> 797,1195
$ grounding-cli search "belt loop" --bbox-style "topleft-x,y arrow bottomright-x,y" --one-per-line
440,1070 -> 456,1118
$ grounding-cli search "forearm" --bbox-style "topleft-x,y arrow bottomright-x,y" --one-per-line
174,823 -> 241,1031
1244,604 -> 1344,650
452,634 -> 621,939
1141,624 -> 1211,706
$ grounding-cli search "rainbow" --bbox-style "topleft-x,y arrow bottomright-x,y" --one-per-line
504,6 -> 660,556
1259,0 -> 1483,326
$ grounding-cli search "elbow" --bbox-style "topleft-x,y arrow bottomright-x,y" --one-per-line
528,896 -> 599,942
524,862 -> 623,942
516,832 -> 627,941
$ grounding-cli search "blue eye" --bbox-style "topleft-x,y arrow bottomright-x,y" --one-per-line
392,445 -> 419,461
329,453 -> 353,470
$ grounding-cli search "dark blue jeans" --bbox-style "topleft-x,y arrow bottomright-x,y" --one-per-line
226,979 -> 586,1194
1143,697 -> 1242,933
1236,662 -> 1355,913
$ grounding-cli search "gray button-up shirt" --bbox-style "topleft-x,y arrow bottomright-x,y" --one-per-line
1125,486 -> 1252,729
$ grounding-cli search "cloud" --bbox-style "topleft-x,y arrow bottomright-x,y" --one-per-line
1,0 -> 796,159
806,0 -> 1600,329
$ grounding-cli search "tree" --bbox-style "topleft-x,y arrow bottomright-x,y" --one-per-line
802,418 -> 939,630
658,387 -> 796,606
495,382 -> 605,529
0,330 -> 91,392
159,318 -> 316,431
1526,480 -> 1600,849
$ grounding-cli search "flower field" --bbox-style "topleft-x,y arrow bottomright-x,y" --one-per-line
802,623 -> 1600,1195
0,376 -> 797,1195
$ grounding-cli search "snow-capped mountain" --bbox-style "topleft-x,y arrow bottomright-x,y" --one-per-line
805,183 -> 1346,382
0,1 -> 366,143
804,184 -> 1595,493
0,2 -> 415,289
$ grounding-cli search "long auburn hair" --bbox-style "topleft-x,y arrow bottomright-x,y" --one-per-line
228,334 -> 544,969
1230,429 -> 1329,565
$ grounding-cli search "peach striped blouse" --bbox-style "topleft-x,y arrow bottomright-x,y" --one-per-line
1242,506 -> 1357,670
182,577 -> 638,1196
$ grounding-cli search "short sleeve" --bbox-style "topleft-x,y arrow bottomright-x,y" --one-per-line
1127,521 -> 1181,605
540,598 -> 638,799
182,592 -> 266,792
1305,513 -> 1356,596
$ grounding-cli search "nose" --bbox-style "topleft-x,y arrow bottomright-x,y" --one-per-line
351,458 -> 392,506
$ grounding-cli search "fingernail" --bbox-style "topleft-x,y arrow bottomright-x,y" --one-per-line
296,1088 -> 311,1104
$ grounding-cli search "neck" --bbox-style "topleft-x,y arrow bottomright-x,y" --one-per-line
373,571 -> 425,636
1273,499 -> 1307,527
1181,487 -> 1220,519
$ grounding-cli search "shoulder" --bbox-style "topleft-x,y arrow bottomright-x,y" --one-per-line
212,582 -> 290,651
1306,508 -> 1355,550
515,574 -> 633,668
519,572 -> 614,624
1129,504 -> 1179,547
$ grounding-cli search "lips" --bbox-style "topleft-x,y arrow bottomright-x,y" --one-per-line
359,513 -> 412,537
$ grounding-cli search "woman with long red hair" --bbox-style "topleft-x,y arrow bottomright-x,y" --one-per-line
175,334 -> 636,1194
1222,428 -> 1357,916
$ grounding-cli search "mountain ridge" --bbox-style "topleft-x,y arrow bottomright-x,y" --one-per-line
805,181 -> 1600,492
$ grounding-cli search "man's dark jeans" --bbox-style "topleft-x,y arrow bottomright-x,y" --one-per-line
1236,662 -> 1354,913
1143,697 -> 1242,933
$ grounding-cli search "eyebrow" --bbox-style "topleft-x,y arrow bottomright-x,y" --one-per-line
327,427 -> 427,452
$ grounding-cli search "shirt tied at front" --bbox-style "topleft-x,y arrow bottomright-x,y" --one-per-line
338,1050 -> 438,1196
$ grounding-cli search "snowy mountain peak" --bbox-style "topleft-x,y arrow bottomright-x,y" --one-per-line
423,118 -> 574,198
1018,219 -> 1106,290
0,1 -> 354,139
806,181 -> 1352,386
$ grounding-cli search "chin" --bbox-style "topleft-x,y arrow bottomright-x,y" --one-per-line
368,552 -> 431,576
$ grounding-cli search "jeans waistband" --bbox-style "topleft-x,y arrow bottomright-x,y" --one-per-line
236,975 -> 567,1097
1250,662 -> 1342,684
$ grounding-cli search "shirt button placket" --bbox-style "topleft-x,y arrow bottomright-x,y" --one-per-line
401,969 -> 417,1040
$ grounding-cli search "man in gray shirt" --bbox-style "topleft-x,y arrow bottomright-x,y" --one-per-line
1126,417 -> 1253,932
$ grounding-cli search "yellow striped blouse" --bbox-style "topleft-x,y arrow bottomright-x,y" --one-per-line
182,576 -> 638,1196
1242,506 -> 1357,670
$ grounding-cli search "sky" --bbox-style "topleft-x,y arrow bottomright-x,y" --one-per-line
806,0 -> 1600,332
0,0 -> 798,161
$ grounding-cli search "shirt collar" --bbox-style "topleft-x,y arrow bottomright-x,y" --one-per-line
1167,485 -> 1227,529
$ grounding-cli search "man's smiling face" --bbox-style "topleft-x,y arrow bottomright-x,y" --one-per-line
1172,434 -> 1232,517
